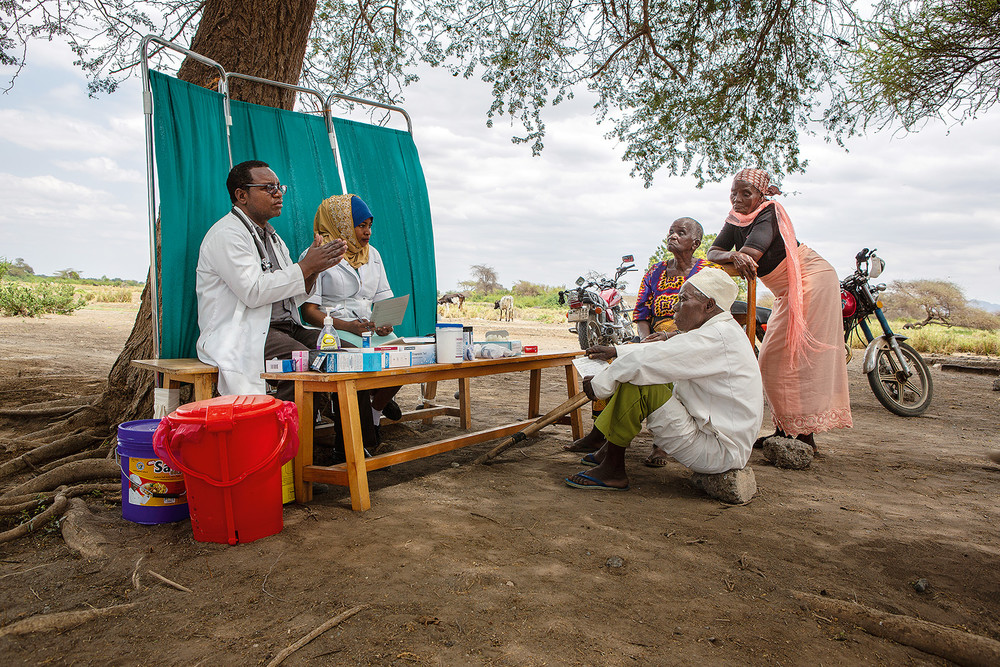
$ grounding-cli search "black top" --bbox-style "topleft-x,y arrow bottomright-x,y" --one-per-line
712,205 -> 799,277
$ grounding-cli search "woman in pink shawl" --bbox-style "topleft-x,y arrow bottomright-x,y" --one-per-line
707,169 -> 851,451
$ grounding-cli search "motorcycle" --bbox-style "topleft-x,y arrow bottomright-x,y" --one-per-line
559,255 -> 638,350
841,247 -> 933,416
753,248 -> 933,416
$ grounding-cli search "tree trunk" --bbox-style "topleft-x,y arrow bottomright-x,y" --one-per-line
105,0 -> 318,426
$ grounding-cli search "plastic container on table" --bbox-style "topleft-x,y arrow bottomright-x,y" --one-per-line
435,322 -> 464,364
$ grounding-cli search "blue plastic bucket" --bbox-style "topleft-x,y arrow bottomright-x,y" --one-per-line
117,419 -> 188,525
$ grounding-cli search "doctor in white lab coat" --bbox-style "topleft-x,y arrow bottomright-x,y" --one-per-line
195,160 -> 346,395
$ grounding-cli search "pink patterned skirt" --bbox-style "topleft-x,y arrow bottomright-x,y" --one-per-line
758,245 -> 852,435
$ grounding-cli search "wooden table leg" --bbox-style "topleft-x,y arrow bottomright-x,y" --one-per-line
528,369 -> 542,418
338,379 -> 370,511
458,377 -> 472,429
421,381 -> 438,425
293,382 -> 314,503
192,375 -> 215,402
565,364 -> 584,440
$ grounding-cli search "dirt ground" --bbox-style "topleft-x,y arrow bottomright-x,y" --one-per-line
1,304 -> 999,666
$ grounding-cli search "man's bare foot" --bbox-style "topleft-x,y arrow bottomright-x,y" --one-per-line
564,429 -> 606,453
565,460 -> 629,490
644,446 -> 670,467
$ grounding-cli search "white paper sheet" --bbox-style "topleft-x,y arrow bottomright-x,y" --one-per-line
371,294 -> 410,327
572,355 -> 612,378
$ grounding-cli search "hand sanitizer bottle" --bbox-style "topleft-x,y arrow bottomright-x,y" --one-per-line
318,308 -> 341,351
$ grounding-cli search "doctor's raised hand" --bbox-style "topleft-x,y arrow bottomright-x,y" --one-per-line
298,233 -> 347,290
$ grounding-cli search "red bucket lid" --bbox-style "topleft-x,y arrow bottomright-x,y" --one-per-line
168,395 -> 282,431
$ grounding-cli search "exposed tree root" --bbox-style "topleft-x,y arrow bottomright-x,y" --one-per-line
793,591 -> 1000,667
0,395 -> 99,417
2,459 -> 119,499
0,491 -> 68,545
0,482 -> 119,508
61,498 -> 109,559
38,447 -> 109,474
0,601 -> 140,638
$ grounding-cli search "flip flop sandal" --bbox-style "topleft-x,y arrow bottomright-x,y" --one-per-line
580,453 -> 601,466
564,472 -> 629,491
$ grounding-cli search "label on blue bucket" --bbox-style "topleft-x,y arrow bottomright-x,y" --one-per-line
126,457 -> 185,507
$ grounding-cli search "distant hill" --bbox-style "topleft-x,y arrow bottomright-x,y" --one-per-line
970,299 -> 1000,313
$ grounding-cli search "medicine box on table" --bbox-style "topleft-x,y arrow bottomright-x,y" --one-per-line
376,344 -> 436,366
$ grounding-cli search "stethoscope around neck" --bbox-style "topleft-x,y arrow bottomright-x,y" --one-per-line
232,207 -> 276,272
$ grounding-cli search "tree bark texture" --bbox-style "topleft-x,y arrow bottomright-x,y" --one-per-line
104,1 -> 319,427
178,0 -> 319,109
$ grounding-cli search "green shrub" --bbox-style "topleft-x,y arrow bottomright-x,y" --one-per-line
0,281 -> 87,317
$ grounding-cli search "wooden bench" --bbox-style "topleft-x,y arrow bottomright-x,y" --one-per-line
131,358 -> 219,402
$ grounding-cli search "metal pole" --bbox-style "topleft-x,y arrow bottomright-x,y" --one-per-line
139,35 -> 228,360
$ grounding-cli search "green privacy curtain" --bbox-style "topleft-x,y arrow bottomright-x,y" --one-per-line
228,101 -> 342,257
150,71 -> 231,360
150,71 -> 343,358
332,117 -> 437,338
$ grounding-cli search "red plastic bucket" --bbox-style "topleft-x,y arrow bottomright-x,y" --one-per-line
152,395 -> 299,545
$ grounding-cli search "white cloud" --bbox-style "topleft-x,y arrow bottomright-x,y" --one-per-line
53,156 -> 143,183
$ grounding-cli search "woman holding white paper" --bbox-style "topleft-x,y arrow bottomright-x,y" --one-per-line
302,194 -> 403,427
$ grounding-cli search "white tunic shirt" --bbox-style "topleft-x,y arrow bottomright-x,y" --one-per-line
304,245 -> 393,319
590,312 -> 764,473
196,209 -> 311,395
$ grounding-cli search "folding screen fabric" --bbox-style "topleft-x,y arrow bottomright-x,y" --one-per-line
228,101 -> 343,257
150,71 -> 343,358
150,71 -> 231,360
332,118 -> 438,338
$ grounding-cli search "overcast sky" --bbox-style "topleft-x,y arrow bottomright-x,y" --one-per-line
2,39 -> 1000,305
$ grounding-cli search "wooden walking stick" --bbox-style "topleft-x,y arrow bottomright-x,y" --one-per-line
474,391 -> 590,464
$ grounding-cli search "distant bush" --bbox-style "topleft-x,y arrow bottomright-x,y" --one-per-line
87,286 -> 135,303
0,281 -> 87,317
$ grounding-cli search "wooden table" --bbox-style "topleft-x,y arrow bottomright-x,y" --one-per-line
262,350 -> 585,510
131,358 -> 218,401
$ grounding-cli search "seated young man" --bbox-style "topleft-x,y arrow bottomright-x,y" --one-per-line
566,268 -> 763,491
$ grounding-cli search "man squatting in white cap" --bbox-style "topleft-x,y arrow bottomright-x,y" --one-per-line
566,268 -> 765,491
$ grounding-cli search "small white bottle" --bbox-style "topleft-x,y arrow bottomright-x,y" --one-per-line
317,308 -> 341,351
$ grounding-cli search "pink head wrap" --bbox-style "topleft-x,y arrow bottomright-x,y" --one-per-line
734,168 -> 782,197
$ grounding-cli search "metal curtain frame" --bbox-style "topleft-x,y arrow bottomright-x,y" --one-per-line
138,34 -> 415,362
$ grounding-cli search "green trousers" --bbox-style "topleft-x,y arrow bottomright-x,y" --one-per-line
594,383 -> 674,448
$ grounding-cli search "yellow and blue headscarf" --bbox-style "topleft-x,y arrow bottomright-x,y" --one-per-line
314,194 -> 374,269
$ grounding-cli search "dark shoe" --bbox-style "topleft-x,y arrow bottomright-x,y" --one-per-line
381,399 -> 402,422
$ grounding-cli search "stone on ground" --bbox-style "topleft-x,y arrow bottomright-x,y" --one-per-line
690,467 -> 757,504
761,436 -> 814,469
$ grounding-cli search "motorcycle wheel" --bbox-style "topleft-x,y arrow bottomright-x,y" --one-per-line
577,315 -> 602,351
867,341 -> 933,417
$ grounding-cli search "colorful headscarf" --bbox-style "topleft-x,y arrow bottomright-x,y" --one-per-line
734,168 -> 782,197
314,194 -> 372,269
725,168 -> 813,361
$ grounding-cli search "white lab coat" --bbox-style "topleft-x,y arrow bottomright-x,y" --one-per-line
590,312 -> 764,474
196,210 -> 311,395
303,245 -> 393,319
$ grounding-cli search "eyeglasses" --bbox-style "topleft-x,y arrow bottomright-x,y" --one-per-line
243,183 -> 288,196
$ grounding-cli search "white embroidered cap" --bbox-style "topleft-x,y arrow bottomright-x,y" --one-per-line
686,267 -> 738,311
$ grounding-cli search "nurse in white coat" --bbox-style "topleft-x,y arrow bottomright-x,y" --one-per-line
196,160 -> 346,395
302,194 -> 403,424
